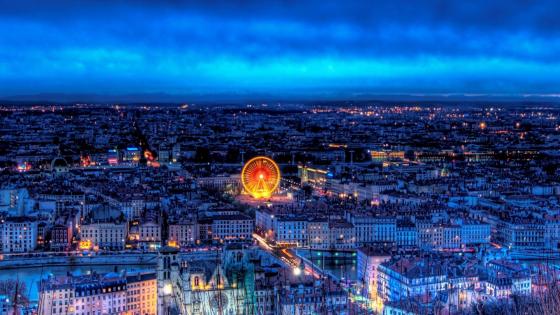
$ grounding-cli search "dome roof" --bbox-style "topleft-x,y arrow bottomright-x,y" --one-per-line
51,157 -> 68,170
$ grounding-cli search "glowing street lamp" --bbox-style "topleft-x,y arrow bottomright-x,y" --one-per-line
163,283 -> 173,295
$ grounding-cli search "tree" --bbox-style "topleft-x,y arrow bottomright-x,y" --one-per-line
302,185 -> 313,199
194,147 -> 210,163
0,279 -> 30,312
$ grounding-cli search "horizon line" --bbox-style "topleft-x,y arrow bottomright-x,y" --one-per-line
2,92 -> 560,105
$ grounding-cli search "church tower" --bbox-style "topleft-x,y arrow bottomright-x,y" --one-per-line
157,246 -> 179,315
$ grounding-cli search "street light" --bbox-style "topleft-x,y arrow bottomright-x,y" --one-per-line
163,283 -> 172,295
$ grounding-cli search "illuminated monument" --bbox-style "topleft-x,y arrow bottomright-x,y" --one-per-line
241,156 -> 280,198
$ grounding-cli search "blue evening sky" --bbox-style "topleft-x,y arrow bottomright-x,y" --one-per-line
1,0 -> 560,101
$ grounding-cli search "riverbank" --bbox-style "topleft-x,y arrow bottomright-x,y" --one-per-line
0,252 -> 158,269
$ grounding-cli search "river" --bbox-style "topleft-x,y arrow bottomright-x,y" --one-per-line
295,249 -> 357,281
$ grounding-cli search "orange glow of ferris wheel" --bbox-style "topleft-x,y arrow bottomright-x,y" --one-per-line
241,156 -> 281,199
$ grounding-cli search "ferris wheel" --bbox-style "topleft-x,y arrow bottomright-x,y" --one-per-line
241,156 -> 281,198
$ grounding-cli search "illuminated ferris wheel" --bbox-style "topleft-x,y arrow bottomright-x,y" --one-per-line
241,156 -> 281,198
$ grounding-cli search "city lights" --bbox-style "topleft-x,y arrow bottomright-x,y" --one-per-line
2,1 -> 560,313
163,283 -> 173,295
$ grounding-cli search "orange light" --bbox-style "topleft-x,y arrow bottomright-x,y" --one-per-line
241,156 -> 281,198
79,240 -> 92,250
144,150 -> 154,161
81,155 -> 91,167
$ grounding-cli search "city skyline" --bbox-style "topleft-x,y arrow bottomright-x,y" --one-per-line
2,2 -> 560,315
1,1 -> 560,101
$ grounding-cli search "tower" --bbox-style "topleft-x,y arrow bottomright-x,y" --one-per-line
157,246 -> 179,315
240,150 -> 245,165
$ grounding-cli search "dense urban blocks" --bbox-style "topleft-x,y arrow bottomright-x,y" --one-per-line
1,103 -> 560,315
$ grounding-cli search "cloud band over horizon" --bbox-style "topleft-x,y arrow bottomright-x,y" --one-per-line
1,0 -> 560,99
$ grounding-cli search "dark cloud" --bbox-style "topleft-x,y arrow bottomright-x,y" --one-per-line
0,0 -> 559,97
